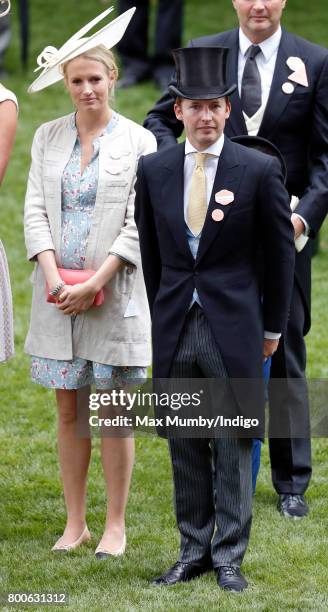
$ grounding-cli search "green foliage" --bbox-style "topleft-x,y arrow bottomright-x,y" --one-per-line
0,1 -> 327,610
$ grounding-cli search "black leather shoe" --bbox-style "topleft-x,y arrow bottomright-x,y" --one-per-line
151,559 -> 212,586
216,566 -> 248,592
277,494 -> 309,519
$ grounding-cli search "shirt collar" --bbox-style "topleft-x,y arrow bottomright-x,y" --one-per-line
185,133 -> 225,157
239,25 -> 282,62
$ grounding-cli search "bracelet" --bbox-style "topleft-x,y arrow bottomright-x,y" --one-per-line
50,281 -> 65,297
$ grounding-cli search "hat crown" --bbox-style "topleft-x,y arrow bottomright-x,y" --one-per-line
169,46 -> 236,100
174,47 -> 228,90
231,135 -> 287,184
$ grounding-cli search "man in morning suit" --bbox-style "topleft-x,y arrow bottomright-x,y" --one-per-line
135,46 -> 295,591
144,0 -> 328,518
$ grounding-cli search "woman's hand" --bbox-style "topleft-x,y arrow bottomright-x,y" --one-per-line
56,281 -> 98,315
53,254 -> 128,315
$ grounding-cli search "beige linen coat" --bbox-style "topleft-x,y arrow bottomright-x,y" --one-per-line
24,112 -> 157,365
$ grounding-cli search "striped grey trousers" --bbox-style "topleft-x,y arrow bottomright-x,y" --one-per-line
169,304 -> 253,567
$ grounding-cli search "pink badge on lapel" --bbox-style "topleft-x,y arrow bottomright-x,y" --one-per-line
286,56 -> 309,87
215,189 -> 234,205
288,67 -> 309,87
286,56 -> 304,71
212,209 -> 224,222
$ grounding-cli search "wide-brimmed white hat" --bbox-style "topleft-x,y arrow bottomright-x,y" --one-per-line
28,6 -> 135,93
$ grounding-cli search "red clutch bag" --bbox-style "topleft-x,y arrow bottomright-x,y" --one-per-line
46,268 -> 104,306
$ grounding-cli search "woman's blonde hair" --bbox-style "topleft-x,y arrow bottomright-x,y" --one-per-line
62,45 -> 119,99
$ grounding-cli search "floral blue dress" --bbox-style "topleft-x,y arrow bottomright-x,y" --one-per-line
31,112 -> 146,390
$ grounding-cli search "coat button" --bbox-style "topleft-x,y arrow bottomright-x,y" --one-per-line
127,267 -> 134,275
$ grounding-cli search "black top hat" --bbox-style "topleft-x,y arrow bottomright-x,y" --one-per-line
231,135 -> 287,185
168,47 -> 237,100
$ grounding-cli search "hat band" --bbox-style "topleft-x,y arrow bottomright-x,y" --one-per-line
176,86 -> 231,96
169,82 -> 237,100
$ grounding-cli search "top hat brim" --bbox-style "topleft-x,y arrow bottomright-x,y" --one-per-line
28,7 -> 135,93
231,135 -> 287,184
168,82 -> 237,100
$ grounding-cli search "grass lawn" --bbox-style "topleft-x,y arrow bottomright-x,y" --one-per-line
0,1 -> 327,610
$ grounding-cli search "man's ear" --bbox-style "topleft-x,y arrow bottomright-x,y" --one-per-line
174,100 -> 183,122
225,97 -> 231,119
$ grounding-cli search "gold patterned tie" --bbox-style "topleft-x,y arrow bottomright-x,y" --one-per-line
187,152 -> 208,235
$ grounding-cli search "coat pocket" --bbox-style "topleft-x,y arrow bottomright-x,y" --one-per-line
103,179 -> 129,206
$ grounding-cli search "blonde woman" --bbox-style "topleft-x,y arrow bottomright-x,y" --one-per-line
24,9 -> 156,557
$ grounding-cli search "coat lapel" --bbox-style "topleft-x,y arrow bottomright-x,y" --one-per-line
161,143 -> 195,264
48,115 -> 77,257
196,139 -> 245,264
258,30 -> 308,138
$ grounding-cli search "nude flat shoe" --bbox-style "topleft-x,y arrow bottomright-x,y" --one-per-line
95,533 -> 126,559
51,525 -> 91,552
